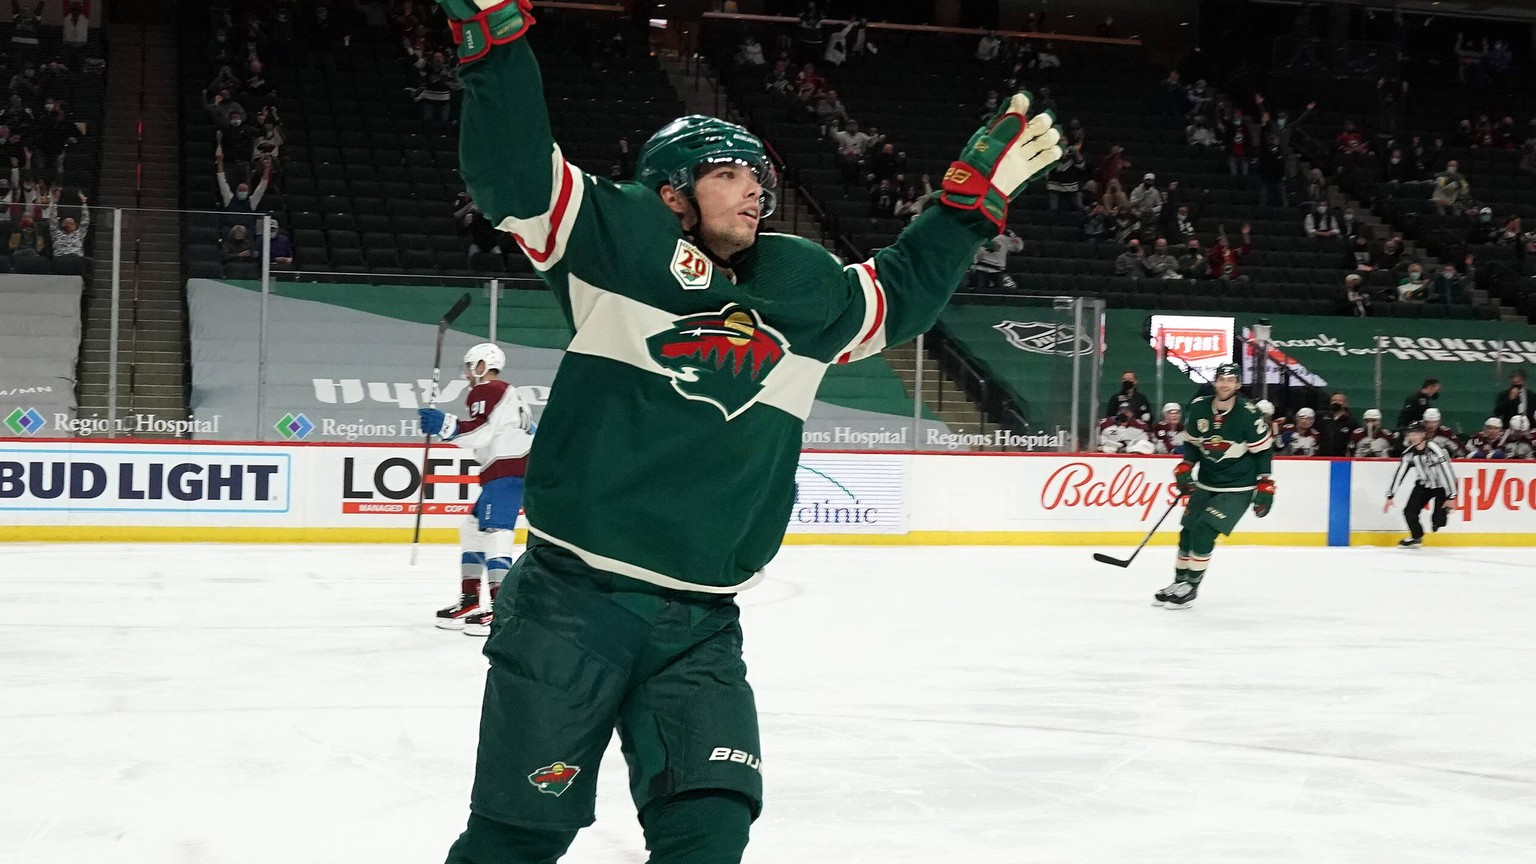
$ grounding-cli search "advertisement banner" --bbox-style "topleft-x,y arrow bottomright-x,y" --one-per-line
0,446 -> 289,512
1351,458 -> 1536,538
789,454 -> 906,534
1148,314 -> 1235,384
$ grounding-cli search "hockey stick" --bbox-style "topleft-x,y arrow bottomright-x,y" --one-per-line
411,292 -> 474,565
1092,496 -> 1181,568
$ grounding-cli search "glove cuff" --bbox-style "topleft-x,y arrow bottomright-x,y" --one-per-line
448,0 -> 535,62
939,161 -> 1009,229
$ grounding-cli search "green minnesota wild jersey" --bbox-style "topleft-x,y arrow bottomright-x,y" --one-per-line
1180,396 -> 1275,491
458,39 -> 991,592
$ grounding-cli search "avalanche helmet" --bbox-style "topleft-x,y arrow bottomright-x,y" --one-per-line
1162,402 -> 1181,417
1296,407 -> 1315,419
464,342 -> 505,375
1512,415 -> 1531,432
1256,399 -> 1275,417
636,115 -> 779,217
1486,416 -> 1504,428
1424,407 -> 1442,422
1363,408 -> 1382,421
1213,362 -> 1240,380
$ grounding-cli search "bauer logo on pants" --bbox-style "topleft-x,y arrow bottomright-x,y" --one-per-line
527,761 -> 581,797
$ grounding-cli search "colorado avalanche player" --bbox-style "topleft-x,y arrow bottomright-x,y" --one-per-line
1350,408 -> 1394,458
1506,415 -> 1535,459
1279,407 -> 1321,456
1151,402 -> 1185,453
1468,417 -> 1509,459
419,343 -> 534,637
1422,408 -> 1464,457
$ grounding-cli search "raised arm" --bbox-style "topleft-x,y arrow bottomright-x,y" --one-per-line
819,92 -> 1061,363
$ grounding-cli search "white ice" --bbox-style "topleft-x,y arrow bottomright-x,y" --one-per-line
3,543 -> 1535,864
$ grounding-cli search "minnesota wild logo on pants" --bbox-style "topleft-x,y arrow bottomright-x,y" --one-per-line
646,304 -> 788,420
527,761 -> 581,797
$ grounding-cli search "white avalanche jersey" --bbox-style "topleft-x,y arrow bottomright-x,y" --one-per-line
1097,417 -> 1151,453
453,379 -> 534,482
1279,423 -> 1320,456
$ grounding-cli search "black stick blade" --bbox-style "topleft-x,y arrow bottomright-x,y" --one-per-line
1092,553 -> 1132,568
440,292 -> 473,328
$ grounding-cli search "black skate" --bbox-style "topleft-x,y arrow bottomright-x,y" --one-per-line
1398,537 -> 1422,549
1153,581 -> 1197,609
435,593 -> 479,630
462,608 -> 493,638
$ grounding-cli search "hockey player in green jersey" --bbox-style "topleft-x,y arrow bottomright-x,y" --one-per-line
1156,363 -> 1275,609
432,2 -> 1061,862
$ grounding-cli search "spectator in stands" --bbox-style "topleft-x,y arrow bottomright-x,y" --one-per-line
1304,204 -> 1340,240
9,62 -> 41,105
1064,117 -> 1086,150
1158,70 -> 1184,121
763,61 -> 792,96
61,1 -> 91,65
253,113 -> 284,167
454,192 -> 508,260
795,5 -> 825,64
1180,239 -> 1208,279
1207,227 -> 1251,286
1257,137 -> 1287,207
241,60 -> 277,112
1339,208 -> 1362,240
1185,114 -> 1219,148
40,189 -> 86,257
1379,235 -> 1406,274
1335,120 -> 1369,156
268,219 -> 294,265
1302,167 -> 1328,206
8,215 -> 43,258
869,142 -> 906,184
1082,203 -> 1111,244
1398,262 -> 1428,301
2,94 -> 32,133
1344,273 -> 1370,317
1114,239 -> 1144,277
868,178 -> 898,218
968,229 -> 1022,292
1046,143 -> 1087,212
735,35 -> 766,68
1383,147 -> 1415,183
1095,144 -> 1131,191
10,1 -> 43,62
221,224 -> 255,262
206,88 -> 244,130
974,30 -> 1001,65
415,50 -> 457,132
1495,215 -> 1523,246
216,109 -> 255,183
832,119 -> 875,182
304,3 -> 353,71
1185,78 -> 1213,118
1496,116 -> 1518,149
1465,207 -> 1499,246
812,89 -> 847,135
1167,204 -> 1196,245
823,19 -> 856,67
1101,177 -> 1129,218
892,176 -> 932,222
1129,173 -> 1164,227
215,153 -> 270,234
1035,43 -> 1062,76
1427,257 -> 1473,305
1143,238 -> 1182,280
1033,87 -> 1058,117
1431,161 -> 1470,216
1344,234 -> 1376,274
1224,109 -> 1254,175
33,99 -> 79,182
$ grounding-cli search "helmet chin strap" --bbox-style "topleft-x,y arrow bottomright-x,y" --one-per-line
679,192 -> 755,271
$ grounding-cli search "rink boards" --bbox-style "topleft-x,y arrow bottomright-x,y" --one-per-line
1,439 -> 1533,545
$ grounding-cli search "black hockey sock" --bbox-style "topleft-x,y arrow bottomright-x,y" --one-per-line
444,813 -> 576,864
639,790 -> 754,864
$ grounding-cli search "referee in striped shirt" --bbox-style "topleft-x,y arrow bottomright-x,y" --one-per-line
1384,420 -> 1459,548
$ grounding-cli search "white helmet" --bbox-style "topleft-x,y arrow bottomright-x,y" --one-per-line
1486,416 -> 1504,429
1296,407 -> 1315,419
1424,408 -> 1442,422
1512,415 -> 1532,432
1256,399 -> 1274,417
1162,402 -> 1181,417
463,343 -> 506,381
1127,438 -> 1158,454
1363,408 -> 1382,422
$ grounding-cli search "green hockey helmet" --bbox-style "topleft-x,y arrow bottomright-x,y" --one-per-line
636,115 -> 778,217
1213,362 -> 1241,380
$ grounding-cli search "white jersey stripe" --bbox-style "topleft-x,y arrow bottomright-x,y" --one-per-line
496,145 -> 584,272
835,261 -> 889,364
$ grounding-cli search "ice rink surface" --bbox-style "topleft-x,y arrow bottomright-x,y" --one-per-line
3,542 -> 1535,864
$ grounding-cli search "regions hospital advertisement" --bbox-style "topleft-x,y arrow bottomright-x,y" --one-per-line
4,441 -> 1535,546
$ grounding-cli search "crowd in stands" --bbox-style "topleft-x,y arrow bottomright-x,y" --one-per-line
1097,371 -> 1536,460
1,1 -> 96,274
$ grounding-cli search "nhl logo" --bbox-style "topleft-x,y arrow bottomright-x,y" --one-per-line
993,320 -> 1093,357
670,239 -> 713,290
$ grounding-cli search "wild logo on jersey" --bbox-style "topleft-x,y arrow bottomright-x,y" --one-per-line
527,761 -> 581,797
647,304 -> 788,420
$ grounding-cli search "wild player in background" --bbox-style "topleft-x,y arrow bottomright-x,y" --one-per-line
432,2 -> 1061,862
1385,420 -> 1458,548
419,343 -> 534,637
1158,363 -> 1274,608
1350,408 -> 1394,458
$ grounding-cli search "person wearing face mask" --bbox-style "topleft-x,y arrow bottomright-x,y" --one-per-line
1427,256 -> 1474,306
1383,147 -> 1415,183
1105,371 -> 1152,422
1343,234 -> 1375,274
1467,207 -> 1498,245
61,1 -> 90,65
1314,392 -> 1357,456
41,188 -> 87,256
1397,261 -> 1428,300
8,214 -> 44,257
1304,203 -> 1340,240
8,63 -> 40,103
217,110 -> 255,184
215,150 -> 270,234
1,94 -> 32,132
34,99 -> 79,182
1430,160 -> 1470,216
10,1 -> 43,58
1396,378 -> 1441,428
